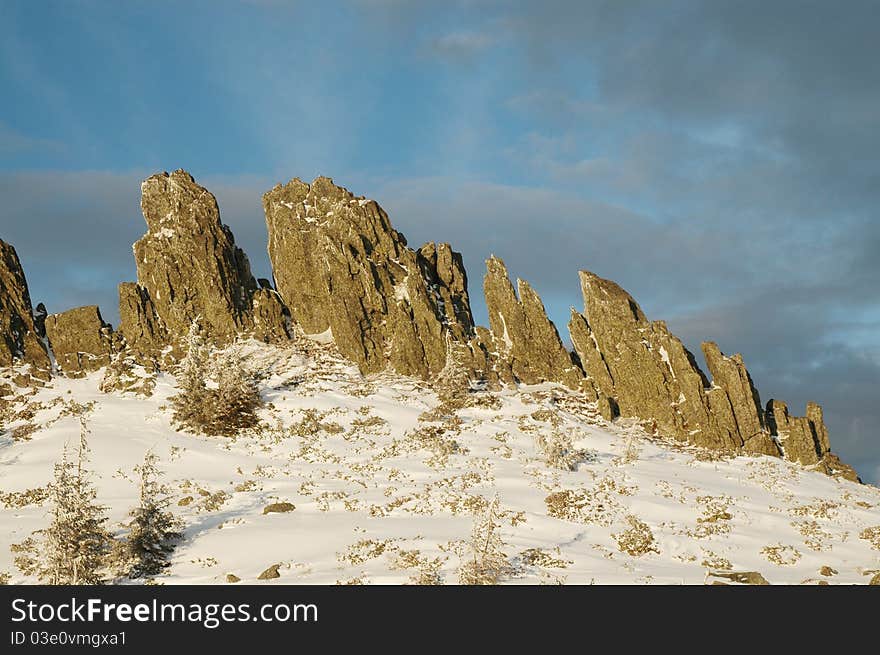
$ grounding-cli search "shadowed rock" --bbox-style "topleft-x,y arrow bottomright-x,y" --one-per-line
263,176 -> 473,378
0,239 -> 50,369
118,282 -> 166,359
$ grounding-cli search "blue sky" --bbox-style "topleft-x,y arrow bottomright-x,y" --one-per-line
1,0 -> 878,481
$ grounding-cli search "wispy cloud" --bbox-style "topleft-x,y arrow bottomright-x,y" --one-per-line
426,30 -> 496,61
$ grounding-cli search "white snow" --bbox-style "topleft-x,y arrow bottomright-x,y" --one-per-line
658,346 -> 676,379
498,313 -> 513,352
0,341 -> 878,586
305,327 -> 334,345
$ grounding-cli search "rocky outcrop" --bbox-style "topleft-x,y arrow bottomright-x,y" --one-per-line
702,342 -> 779,456
263,176 -> 473,378
567,269 -> 858,478
44,305 -> 118,376
0,240 -> 50,369
416,242 -> 474,344
766,399 -> 824,465
120,170 -> 288,355
482,257 -> 583,390
569,270 -> 739,449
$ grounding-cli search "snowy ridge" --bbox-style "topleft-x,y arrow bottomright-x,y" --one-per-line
0,340 -> 878,585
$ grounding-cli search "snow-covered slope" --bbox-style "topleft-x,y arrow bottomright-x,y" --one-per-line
1,340 -> 878,585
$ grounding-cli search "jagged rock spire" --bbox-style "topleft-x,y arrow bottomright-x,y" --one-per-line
482,256 -> 583,389
119,169 -> 288,355
262,176 -> 473,378
568,268 -> 856,480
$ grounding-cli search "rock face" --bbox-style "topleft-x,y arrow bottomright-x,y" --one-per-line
120,170 -> 287,354
701,342 -> 779,456
766,399 -> 824,465
482,257 -> 583,389
251,288 -> 291,343
569,271 -> 739,449
416,242 -> 474,344
0,240 -> 50,369
566,269 -> 859,478
44,306 -> 118,376
117,282 -> 166,359
263,176 -> 474,378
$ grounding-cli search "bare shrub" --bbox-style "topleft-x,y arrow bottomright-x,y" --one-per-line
535,430 -> 595,471
613,515 -> 659,557
458,497 -> 510,585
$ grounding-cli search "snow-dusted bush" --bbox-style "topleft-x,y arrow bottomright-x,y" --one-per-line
535,430 -> 595,471
170,321 -> 263,437
458,497 -> 510,585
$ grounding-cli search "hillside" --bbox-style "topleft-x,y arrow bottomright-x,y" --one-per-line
1,338 -> 878,585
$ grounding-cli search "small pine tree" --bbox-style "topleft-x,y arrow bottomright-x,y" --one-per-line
170,319 -> 212,430
170,321 -> 262,436
115,451 -> 182,578
13,415 -> 112,584
210,348 -> 262,435
458,497 -> 509,585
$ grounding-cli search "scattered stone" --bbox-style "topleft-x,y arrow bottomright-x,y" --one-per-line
708,571 -> 770,585
258,564 -> 281,580
819,566 -> 837,577
226,574 -> 240,583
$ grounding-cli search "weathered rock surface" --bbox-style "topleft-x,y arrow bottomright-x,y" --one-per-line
44,305 -> 118,375
569,270 -> 738,449
702,342 -> 779,456
417,241 -> 474,344
482,257 -> 583,389
765,398 -> 833,467
117,282 -> 166,359
0,240 -> 50,369
251,288 -> 291,343
567,268 -> 856,478
263,176 -> 473,378
120,170 -> 283,353
117,170 -> 292,357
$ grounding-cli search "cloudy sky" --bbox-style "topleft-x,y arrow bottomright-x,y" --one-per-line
1,1 -> 878,482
